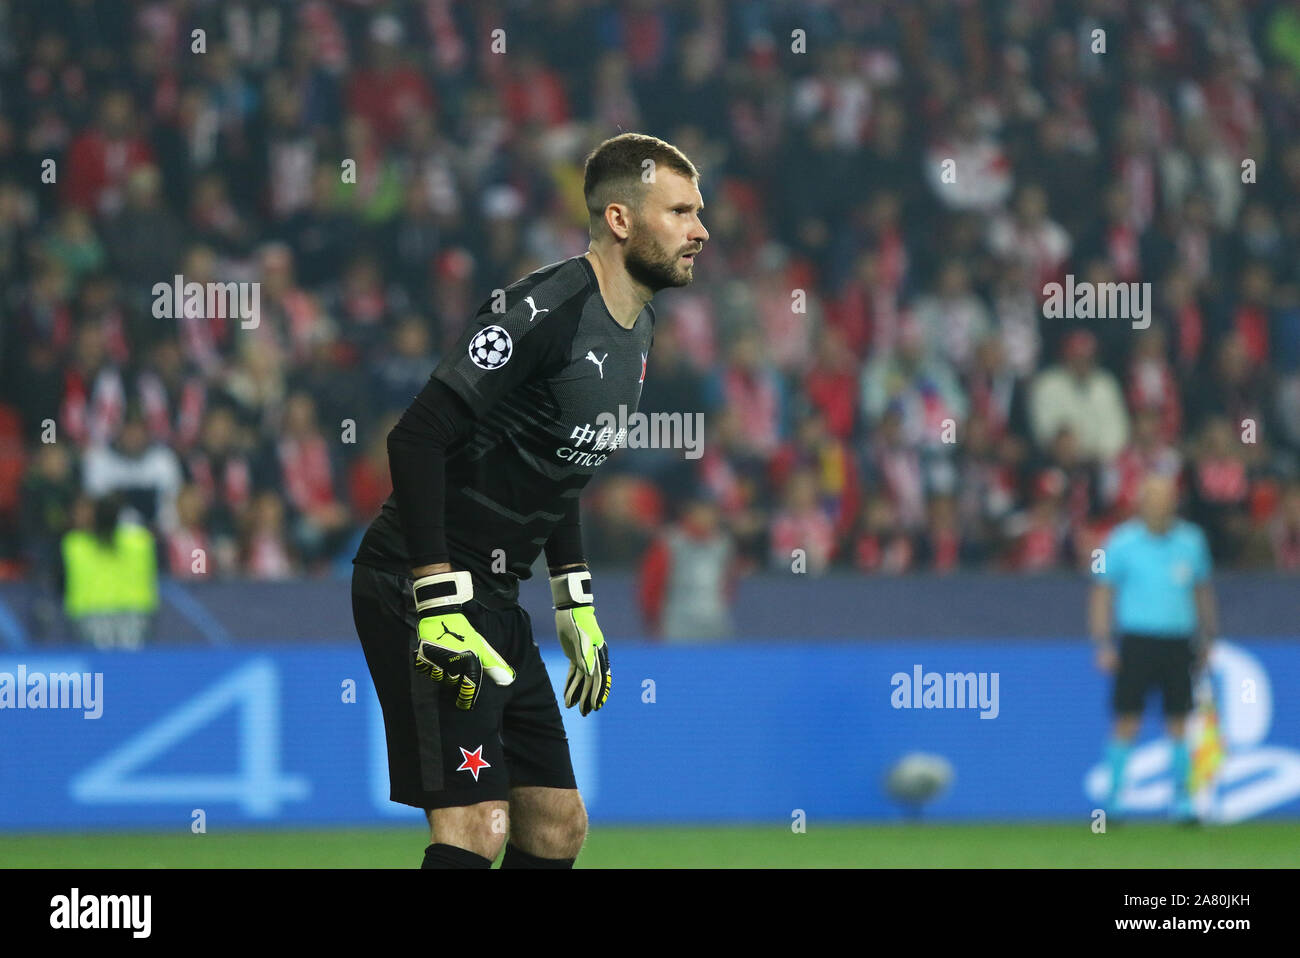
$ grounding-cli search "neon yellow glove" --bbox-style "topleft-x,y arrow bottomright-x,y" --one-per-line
551,569 -> 611,716
412,570 -> 515,710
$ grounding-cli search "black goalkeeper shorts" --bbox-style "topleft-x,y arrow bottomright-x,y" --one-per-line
1112,633 -> 1195,718
352,563 -> 577,809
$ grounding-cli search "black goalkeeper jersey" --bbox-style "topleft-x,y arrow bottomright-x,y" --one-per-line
354,254 -> 655,604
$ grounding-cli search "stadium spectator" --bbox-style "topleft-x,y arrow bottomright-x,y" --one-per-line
1125,325 -> 1182,444
335,113 -> 404,224
187,171 -> 255,257
62,89 -> 155,216
279,164 -> 356,290
964,334 -> 1029,441
989,259 -> 1042,379
271,391 -> 350,566
925,102 -> 1012,214
171,244 -> 236,376
803,325 -> 859,442
1187,331 -> 1271,436
327,250 -> 405,360
137,337 -> 207,452
1030,426 -> 1102,555
843,493 -> 915,574
824,249 -> 881,361
954,410 -> 1020,561
41,206 -> 105,285
222,329 -> 288,435
1186,416 -> 1254,563
102,164 -> 185,296
711,331 -> 787,458
862,404 -> 927,531
59,319 -> 126,448
347,414 -> 395,525
19,441 -> 77,586
770,409 -> 860,539
860,317 -> 967,448
694,406 -> 770,570
1160,115 -> 1242,232
770,466 -> 837,574
345,15 -> 435,149
253,242 -> 329,364
370,316 -> 438,413
1005,473 -> 1073,573
164,482 -> 215,579
911,258 -> 991,372
1028,330 -> 1130,462
1104,407 -> 1183,520
916,493 -> 966,574
185,404 -> 253,545
584,476 -> 661,568
638,497 -> 736,641
987,183 -> 1072,295
81,408 -> 183,533
1158,265 -> 1209,377
242,489 -> 298,581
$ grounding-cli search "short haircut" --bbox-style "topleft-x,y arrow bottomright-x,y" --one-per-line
582,133 -> 699,234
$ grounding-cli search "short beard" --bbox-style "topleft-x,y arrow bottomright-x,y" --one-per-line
624,225 -> 693,291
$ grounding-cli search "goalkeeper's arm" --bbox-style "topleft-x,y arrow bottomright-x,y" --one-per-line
545,501 -> 612,716
387,376 -> 477,574
388,377 -> 523,709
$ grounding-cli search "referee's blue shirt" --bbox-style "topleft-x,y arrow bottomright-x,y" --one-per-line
1095,518 -> 1212,637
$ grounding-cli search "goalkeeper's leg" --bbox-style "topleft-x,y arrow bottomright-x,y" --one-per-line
422,802 -> 508,868
497,609 -> 584,867
354,564 -> 522,866
503,786 -> 587,867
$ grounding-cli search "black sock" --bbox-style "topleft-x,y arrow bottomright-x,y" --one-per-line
421,843 -> 494,869
499,842 -> 575,869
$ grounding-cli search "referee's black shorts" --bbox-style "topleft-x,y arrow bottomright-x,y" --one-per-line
352,562 -> 577,810
1112,632 -> 1196,717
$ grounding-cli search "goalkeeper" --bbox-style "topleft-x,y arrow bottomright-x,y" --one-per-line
352,133 -> 708,868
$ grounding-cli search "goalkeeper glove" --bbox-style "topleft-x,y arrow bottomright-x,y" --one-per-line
411,569 -> 515,710
551,569 -> 611,716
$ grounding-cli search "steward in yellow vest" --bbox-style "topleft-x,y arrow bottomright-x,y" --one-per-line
61,497 -> 158,649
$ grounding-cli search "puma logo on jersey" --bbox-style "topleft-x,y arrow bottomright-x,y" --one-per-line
586,351 -> 608,378
524,296 -> 548,322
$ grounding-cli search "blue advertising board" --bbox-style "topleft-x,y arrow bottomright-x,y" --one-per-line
1,639 -> 1297,829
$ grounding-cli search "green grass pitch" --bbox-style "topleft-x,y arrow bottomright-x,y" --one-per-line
3,822 -> 1298,868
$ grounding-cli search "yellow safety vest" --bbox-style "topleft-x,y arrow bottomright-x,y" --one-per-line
62,525 -> 159,618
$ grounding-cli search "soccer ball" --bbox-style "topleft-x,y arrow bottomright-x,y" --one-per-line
469,325 -> 513,370
885,752 -> 955,806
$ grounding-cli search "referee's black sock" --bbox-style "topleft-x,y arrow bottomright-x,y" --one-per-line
421,843 -> 493,869
500,843 -> 575,869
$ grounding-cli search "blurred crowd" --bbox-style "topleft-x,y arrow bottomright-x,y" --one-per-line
4,0 -> 1300,600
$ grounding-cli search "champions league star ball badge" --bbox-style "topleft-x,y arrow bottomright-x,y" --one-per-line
469,325 -> 513,370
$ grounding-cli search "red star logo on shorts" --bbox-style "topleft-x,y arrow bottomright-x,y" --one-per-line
456,745 -> 491,781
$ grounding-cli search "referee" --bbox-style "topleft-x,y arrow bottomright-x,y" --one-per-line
351,133 -> 708,868
1089,474 -> 1218,822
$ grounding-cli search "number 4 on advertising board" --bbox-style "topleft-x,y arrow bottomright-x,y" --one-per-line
71,659 -> 310,817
